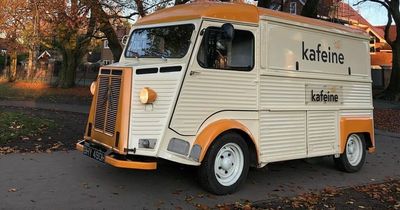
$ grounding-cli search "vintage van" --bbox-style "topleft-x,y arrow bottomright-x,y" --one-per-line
76,2 -> 375,195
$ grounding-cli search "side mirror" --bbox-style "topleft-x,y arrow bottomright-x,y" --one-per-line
121,35 -> 129,46
221,23 -> 235,41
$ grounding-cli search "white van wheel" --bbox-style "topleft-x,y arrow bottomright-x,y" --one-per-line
214,143 -> 244,186
198,133 -> 249,195
334,133 -> 366,172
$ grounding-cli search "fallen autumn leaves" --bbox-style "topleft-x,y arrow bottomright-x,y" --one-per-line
199,179 -> 400,210
374,108 -> 400,133
0,106 -> 86,155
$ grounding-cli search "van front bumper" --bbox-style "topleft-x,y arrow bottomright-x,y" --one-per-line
76,140 -> 157,170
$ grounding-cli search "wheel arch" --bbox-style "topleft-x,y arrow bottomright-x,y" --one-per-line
340,117 -> 375,154
192,119 -> 259,165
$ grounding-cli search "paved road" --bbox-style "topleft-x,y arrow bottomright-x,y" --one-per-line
0,132 -> 399,210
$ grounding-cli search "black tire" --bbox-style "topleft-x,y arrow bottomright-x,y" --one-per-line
334,133 -> 366,173
198,132 -> 250,195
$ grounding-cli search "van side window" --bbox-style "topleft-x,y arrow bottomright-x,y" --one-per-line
197,27 -> 254,71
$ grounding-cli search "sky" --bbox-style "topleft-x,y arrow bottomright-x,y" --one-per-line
347,0 -> 389,26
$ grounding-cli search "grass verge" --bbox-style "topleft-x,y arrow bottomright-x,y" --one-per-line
0,111 -> 57,145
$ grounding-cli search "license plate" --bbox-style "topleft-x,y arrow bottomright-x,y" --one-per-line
83,144 -> 105,163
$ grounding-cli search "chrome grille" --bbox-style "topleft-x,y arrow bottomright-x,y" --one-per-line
94,73 -> 122,135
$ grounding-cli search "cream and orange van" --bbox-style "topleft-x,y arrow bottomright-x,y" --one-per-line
76,2 -> 375,195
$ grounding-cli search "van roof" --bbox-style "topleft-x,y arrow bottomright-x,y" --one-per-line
136,2 -> 366,36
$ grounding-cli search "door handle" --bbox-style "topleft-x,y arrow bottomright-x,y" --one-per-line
190,71 -> 201,76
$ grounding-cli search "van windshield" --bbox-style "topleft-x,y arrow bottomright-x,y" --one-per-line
125,24 -> 195,59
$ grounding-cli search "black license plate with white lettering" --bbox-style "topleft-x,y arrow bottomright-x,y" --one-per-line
83,144 -> 105,163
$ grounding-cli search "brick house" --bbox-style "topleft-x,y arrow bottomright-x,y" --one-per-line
267,0 -> 339,16
336,2 -> 393,90
100,26 -> 130,65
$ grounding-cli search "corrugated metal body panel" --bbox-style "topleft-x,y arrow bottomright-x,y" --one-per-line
171,70 -> 257,135
340,110 -> 373,117
260,77 -> 305,107
307,111 -> 338,157
259,75 -> 372,163
259,75 -> 372,109
259,111 -> 307,162
342,83 -> 372,106
129,73 -> 181,149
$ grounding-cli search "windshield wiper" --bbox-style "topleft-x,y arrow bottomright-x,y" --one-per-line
127,50 -> 140,60
152,51 -> 168,62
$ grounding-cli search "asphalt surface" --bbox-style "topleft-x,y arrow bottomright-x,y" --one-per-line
0,132 -> 399,209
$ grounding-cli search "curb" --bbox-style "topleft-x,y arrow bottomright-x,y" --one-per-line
375,129 -> 400,138
0,100 -> 89,114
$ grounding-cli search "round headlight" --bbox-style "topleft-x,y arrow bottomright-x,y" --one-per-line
139,87 -> 157,104
90,81 -> 97,95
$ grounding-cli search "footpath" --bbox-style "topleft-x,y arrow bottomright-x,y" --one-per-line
0,100 -> 90,114
374,99 -> 400,109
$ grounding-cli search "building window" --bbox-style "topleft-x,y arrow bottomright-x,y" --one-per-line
104,40 -> 109,49
269,3 -> 281,10
290,2 -> 297,14
197,27 -> 254,71
369,32 -> 378,53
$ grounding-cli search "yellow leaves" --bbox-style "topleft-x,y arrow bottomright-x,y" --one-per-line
7,188 -> 17,192
50,141 -> 63,150
0,146 -> 19,155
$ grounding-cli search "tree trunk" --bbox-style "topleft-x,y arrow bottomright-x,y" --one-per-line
175,0 -> 190,5
92,3 -> 123,62
58,50 -> 80,88
134,0 -> 146,17
257,0 -> 272,8
301,0 -> 320,18
27,49 -> 37,79
8,52 -> 17,82
385,41 -> 400,98
101,25 -> 123,62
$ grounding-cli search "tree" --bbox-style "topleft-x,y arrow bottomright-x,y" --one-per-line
356,0 -> 400,99
88,0 -> 187,62
43,1 -> 96,88
0,0 -> 29,82
301,0 -> 320,18
257,0 -> 272,8
86,0 -> 142,62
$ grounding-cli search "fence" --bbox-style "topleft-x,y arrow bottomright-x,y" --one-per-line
0,60 -> 99,87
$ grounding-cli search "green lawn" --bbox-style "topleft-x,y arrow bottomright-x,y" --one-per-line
0,111 -> 57,144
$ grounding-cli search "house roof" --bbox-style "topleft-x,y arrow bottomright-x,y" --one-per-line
38,50 -> 51,60
136,1 -> 366,36
338,2 -> 385,39
376,25 -> 397,42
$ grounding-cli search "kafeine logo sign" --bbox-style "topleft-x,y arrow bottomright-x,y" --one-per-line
306,84 -> 342,104
301,41 -> 345,65
311,90 -> 339,102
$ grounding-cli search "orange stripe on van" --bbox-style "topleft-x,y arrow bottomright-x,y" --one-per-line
194,119 -> 258,162
340,117 -> 375,153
